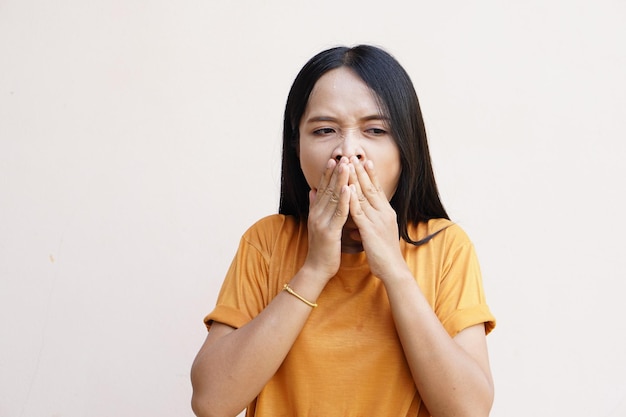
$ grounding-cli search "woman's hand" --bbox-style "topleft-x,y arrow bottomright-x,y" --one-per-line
347,156 -> 409,282
303,156 -> 351,283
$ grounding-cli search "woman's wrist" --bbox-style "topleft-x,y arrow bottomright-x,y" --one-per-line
288,264 -> 329,303
378,263 -> 415,288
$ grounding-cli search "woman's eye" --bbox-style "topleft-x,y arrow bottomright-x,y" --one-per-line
366,128 -> 387,135
313,128 -> 336,135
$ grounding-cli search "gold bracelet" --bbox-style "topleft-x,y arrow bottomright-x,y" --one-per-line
283,284 -> 318,308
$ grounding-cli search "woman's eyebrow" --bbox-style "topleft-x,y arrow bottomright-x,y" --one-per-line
361,115 -> 390,122
304,115 -> 389,123
304,116 -> 338,123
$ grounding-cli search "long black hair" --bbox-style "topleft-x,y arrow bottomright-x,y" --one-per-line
279,45 -> 449,245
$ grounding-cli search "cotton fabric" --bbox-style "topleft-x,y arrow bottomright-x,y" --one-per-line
205,214 -> 495,417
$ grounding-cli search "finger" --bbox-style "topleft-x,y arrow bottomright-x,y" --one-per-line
347,162 -> 368,207
310,158 -> 340,219
314,158 -> 337,203
351,156 -> 385,208
319,157 -> 349,207
329,184 -> 351,228
310,159 -> 349,232
348,183 -> 374,235
308,188 -> 317,211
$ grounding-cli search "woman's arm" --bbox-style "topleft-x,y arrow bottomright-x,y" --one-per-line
190,267 -> 326,417
384,272 -> 494,417
347,156 -> 494,417
191,158 -> 352,417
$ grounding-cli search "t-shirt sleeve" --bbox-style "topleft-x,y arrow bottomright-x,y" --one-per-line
434,229 -> 496,337
203,233 -> 271,331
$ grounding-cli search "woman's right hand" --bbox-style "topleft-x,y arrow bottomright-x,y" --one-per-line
303,157 -> 351,283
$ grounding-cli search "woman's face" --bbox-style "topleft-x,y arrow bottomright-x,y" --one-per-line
298,67 -> 401,200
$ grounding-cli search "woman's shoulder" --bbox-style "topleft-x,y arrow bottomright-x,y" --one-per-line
237,214 -> 305,259
245,213 -> 300,233
241,214 -> 304,247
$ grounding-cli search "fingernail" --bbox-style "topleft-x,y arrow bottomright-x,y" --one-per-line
366,160 -> 374,169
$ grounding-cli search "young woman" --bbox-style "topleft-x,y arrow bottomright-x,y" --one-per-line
191,45 -> 496,417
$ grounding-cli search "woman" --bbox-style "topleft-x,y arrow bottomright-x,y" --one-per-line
191,45 -> 496,417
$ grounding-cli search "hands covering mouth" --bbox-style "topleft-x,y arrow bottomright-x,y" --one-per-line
305,156 -> 405,281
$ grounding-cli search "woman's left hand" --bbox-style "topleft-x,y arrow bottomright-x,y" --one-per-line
347,156 -> 409,282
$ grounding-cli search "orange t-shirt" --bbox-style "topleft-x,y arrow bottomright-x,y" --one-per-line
205,214 -> 495,417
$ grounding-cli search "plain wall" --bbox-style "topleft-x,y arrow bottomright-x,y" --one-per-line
1,1 -> 625,416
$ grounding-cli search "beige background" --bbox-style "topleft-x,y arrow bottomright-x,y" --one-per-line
1,1 -> 625,416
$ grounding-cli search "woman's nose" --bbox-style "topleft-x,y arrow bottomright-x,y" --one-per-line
334,154 -> 362,161
332,130 -> 364,161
